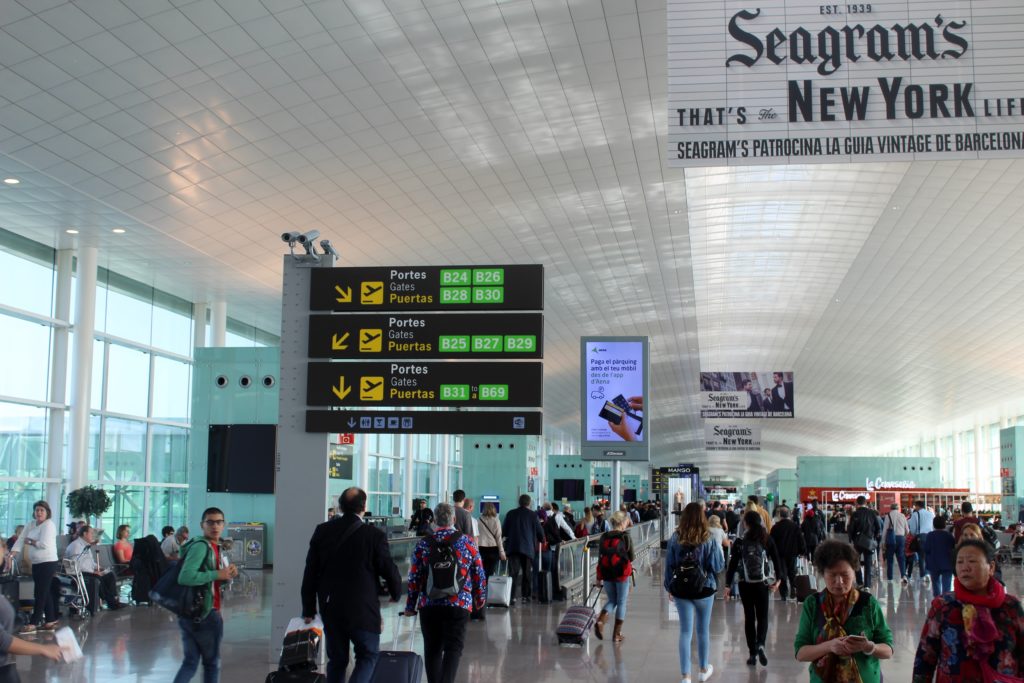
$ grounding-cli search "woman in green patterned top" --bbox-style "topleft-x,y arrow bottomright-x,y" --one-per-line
795,540 -> 894,683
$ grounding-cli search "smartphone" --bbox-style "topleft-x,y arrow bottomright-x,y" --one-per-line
598,401 -> 624,424
845,635 -> 868,644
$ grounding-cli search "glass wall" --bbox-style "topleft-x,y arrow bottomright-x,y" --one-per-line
0,229 -> 278,538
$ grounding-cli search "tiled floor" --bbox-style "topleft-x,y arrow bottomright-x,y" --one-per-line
14,553 -> 1015,682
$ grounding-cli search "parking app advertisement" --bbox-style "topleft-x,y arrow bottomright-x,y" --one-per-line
700,371 -> 794,418
584,340 -> 645,443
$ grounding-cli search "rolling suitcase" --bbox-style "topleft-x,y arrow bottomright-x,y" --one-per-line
535,569 -> 552,604
370,613 -> 423,683
486,561 -> 513,608
266,617 -> 325,682
555,585 -> 602,645
265,671 -> 324,683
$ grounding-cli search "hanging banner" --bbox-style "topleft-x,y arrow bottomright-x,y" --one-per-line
668,1 -> 1024,166
700,371 -> 794,418
704,423 -> 761,451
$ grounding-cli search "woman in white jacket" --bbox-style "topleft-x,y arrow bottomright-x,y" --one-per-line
10,501 -> 61,633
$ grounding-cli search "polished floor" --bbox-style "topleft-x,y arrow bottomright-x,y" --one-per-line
14,554 -> 1017,682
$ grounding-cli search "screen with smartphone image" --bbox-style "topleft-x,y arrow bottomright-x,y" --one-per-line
583,340 -> 645,443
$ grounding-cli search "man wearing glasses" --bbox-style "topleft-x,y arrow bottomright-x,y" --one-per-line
173,507 -> 238,683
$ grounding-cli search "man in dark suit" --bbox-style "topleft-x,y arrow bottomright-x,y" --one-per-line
301,487 -> 402,683
742,379 -> 763,412
771,372 -> 794,412
501,494 -> 545,605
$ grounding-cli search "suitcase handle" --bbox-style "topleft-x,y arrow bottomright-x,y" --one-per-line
392,611 -> 418,651
586,583 -> 603,607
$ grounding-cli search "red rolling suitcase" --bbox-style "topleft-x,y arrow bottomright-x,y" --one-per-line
555,585 -> 602,645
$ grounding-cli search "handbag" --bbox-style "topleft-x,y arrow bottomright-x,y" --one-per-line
149,541 -> 211,619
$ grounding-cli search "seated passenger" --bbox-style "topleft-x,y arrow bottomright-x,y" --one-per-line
64,526 -> 124,615
159,526 -> 188,561
112,525 -> 133,566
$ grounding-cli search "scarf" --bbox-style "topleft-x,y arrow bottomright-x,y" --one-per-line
814,589 -> 864,683
956,578 -> 1005,662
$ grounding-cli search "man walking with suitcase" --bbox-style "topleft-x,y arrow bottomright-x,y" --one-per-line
301,488 -> 402,683
501,494 -> 546,605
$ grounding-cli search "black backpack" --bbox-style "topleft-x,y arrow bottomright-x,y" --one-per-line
598,532 -> 631,580
739,540 -> 775,584
981,524 -> 999,549
668,541 -> 706,599
424,532 -> 464,600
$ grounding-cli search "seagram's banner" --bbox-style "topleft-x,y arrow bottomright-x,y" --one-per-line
667,1 -> 1024,166
705,423 -> 762,451
700,371 -> 794,418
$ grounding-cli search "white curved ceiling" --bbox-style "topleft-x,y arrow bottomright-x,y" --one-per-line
1,0 -> 1023,481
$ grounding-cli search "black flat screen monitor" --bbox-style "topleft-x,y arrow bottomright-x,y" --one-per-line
592,484 -> 607,496
554,479 -> 585,500
623,488 -> 637,503
207,424 -> 276,494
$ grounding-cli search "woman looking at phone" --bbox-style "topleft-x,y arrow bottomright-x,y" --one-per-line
795,540 -> 893,682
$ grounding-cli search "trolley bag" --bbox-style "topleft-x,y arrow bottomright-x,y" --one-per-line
535,568 -> 552,604
486,561 -> 513,608
265,670 -> 325,683
793,574 -> 815,602
370,613 -> 423,683
278,617 -> 323,672
555,585 -> 602,646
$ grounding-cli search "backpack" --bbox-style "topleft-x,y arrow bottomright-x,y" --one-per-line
981,524 -> 999,549
668,542 -> 707,599
424,532 -> 464,600
598,532 -> 631,581
739,540 -> 775,584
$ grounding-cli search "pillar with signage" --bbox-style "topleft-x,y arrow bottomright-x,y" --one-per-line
580,337 -> 650,512
1001,427 -> 1024,523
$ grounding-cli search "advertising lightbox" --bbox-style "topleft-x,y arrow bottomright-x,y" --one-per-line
581,337 -> 650,462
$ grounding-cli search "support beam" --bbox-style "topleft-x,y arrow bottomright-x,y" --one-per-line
210,300 -> 227,347
68,247 -> 98,493
46,250 -> 73,517
193,302 -> 208,350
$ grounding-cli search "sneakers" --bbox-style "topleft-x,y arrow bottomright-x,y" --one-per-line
901,577 -> 909,585
746,654 -> 757,666
699,664 -> 714,681
757,647 -> 768,666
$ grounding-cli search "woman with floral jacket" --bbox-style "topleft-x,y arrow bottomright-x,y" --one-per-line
913,539 -> 1024,682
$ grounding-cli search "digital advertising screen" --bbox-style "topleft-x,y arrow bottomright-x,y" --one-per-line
580,336 -> 650,462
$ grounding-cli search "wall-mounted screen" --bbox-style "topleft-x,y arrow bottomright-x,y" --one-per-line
623,489 -> 637,503
581,337 -> 650,462
207,424 -> 276,494
554,479 -> 585,500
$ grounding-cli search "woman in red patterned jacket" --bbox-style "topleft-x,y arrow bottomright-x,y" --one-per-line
594,511 -> 635,642
403,502 -> 487,683
913,539 -> 1024,682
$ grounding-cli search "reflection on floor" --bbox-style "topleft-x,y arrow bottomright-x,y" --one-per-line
14,552 -> 1021,682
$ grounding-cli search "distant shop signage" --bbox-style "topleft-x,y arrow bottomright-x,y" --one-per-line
668,1 -> 1024,167
700,371 -> 793,418
705,423 -> 761,451
865,477 -> 916,491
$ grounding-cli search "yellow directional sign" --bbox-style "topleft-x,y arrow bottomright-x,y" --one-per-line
359,328 -> 382,353
334,285 -> 352,303
360,376 -> 384,401
360,281 -> 384,305
332,376 -> 351,401
331,332 -> 350,350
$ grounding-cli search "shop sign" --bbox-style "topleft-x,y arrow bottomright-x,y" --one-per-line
831,490 -> 871,503
865,477 -> 916,491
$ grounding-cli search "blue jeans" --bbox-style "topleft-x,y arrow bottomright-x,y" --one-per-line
601,580 -> 630,621
674,595 -> 714,676
929,571 -> 953,597
173,610 -> 223,683
885,536 -> 907,580
324,620 -> 380,683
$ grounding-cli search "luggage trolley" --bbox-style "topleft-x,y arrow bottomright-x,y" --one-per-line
59,548 -> 90,617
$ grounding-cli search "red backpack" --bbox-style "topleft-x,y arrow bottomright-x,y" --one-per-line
598,532 -> 631,580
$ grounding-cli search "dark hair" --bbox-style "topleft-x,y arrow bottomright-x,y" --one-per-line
116,524 -> 131,539
519,494 -> 532,508
339,488 -> 366,515
813,539 -> 861,573
914,500 -> 925,509
161,525 -> 174,537
200,507 -> 224,523
452,490 -> 466,504
747,495 -> 758,504
32,500 -> 52,519
955,538 -> 995,564
962,501 -> 973,514
933,516 -> 947,530
742,510 -> 767,545
855,496 -> 866,506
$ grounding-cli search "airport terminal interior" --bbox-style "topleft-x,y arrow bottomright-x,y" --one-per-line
3,0 -> 1024,681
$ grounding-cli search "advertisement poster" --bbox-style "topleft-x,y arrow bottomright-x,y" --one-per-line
668,0 -> 1024,167
700,371 -> 794,418
704,423 -> 761,451
584,341 -> 645,442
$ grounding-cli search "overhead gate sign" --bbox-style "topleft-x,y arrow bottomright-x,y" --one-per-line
668,1 -> 1024,166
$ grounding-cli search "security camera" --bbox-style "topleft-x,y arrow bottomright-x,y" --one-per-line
281,231 -> 300,245
319,240 -> 340,258
296,230 -> 320,245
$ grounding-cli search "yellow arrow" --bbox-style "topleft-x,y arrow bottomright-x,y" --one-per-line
331,332 -> 350,350
332,376 -> 351,401
335,285 -> 352,303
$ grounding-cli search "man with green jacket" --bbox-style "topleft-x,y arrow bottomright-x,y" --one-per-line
173,507 -> 238,683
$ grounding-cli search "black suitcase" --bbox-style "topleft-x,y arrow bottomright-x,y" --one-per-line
535,569 -> 552,604
370,614 -> 423,683
265,671 -> 325,683
793,574 -> 815,602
